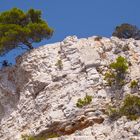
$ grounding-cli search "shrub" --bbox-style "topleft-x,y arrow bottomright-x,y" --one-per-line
104,56 -> 128,87
107,105 -> 120,121
55,59 -> 63,70
76,95 -> 92,108
22,135 -> 35,140
104,71 -> 115,86
122,44 -> 130,52
112,23 -> 140,39
21,135 -> 45,140
94,36 -> 102,41
110,56 -> 128,74
120,95 -> 140,120
47,133 -> 60,138
1,60 -> 12,67
108,95 -> 140,120
130,80 -> 138,88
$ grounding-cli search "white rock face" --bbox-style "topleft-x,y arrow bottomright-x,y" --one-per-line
0,36 -> 140,140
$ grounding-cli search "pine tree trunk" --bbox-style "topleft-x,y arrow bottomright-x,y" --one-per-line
23,41 -> 33,49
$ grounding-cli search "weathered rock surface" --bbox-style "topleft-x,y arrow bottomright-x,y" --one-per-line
0,36 -> 140,139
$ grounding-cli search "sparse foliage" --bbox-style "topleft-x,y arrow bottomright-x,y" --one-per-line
21,132 -> 60,140
55,59 -> 63,70
94,36 -> 102,41
46,133 -> 60,138
104,56 -> 128,87
76,95 -> 92,108
110,56 -> 128,74
22,135 -> 33,140
104,71 -> 115,86
107,105 -> 120,121
120,95 -> 140,120
0,8 -> 53,55
130,80 -> 138,88
108,95 -> 140,120
21,135 -> 45,140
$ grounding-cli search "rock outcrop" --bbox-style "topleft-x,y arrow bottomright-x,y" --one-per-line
0,36 -> 140,140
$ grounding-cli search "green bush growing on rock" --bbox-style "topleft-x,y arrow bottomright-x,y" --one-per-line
55,59 -> 63,70
130,80 -> 138,88
104,56 -> 128,87
76,95 -> 92,108
107,105 -> 120,121
21,135 -> 31,140
110,56 -> 128,76
120,95 -> 140,120
108,95 -> 140,120
21,135 -> 45,140
46,133 -> 60,138
104,71 -> 115,86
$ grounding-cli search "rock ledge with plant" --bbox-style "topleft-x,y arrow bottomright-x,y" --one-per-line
0,35 -> 140,140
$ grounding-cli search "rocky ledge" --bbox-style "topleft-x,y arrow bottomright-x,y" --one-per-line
0,36 -> 140,140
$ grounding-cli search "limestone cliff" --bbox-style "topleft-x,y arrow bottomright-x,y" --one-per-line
0,36 -> 140,140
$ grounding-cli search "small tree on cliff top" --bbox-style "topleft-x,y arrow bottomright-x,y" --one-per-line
0,8 -> 53,55
112,23 -> 140,39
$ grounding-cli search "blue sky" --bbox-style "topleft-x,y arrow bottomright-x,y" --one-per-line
0,0 -> 139,64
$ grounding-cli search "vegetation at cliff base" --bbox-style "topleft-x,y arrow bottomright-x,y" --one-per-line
0,8 -> 53,55
108,95 -> 140,121
21,133 -> 60,140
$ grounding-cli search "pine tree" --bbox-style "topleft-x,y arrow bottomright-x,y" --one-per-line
0,8 -> 53,55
